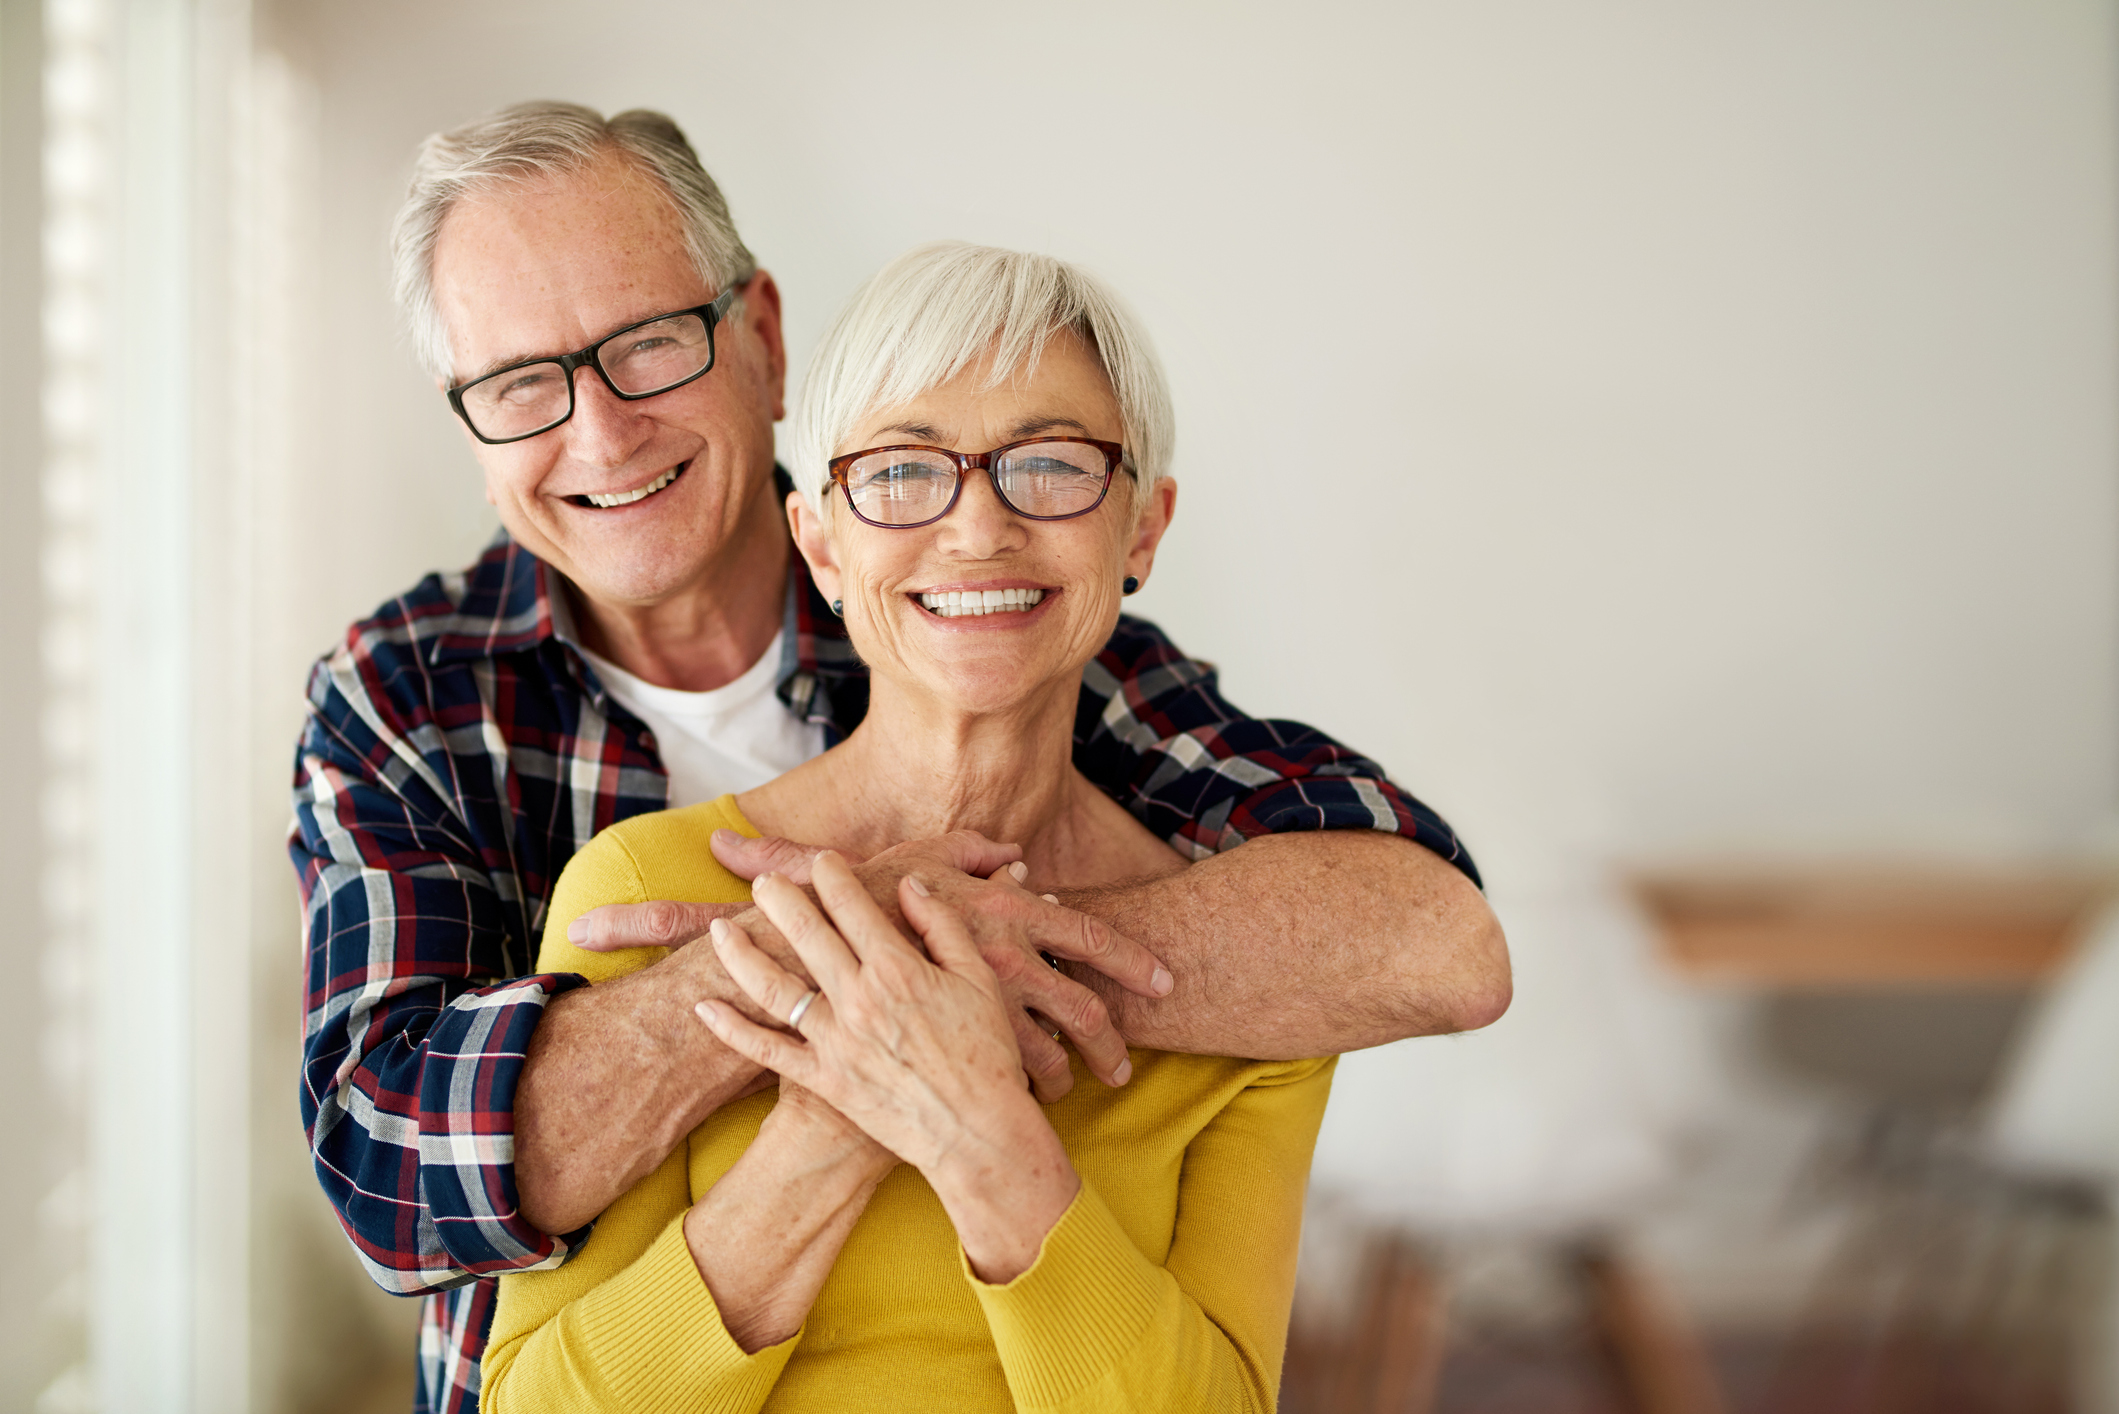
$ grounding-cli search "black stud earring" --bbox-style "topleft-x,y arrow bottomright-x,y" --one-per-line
1122,576 -> 1140,596
830,599 -> 844,618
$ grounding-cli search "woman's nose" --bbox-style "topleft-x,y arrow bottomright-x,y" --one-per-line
939,467 -> 1030,556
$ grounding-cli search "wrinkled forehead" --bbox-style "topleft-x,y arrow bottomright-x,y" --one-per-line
942,323 -> 1108,400
852,330 -> 1119,443
431,160 -> 702,375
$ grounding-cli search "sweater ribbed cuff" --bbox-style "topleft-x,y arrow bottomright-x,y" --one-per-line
572,1215 -> 800,1414
964,1180 -> 1174,1408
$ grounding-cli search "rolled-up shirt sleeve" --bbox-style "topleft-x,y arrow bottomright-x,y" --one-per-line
1072,616 -> 1482,886
294,658 -> 592,1294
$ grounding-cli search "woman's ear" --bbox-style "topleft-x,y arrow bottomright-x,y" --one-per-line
1121,476 -> 1177,591
787,489 -> 843,604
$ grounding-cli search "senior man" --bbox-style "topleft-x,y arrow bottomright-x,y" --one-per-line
294,101 -> 1507,1414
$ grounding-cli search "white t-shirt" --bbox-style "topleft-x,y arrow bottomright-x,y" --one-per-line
579,629 -> 827,809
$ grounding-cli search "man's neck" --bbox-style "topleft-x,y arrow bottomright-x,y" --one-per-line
567,498 -> 791,694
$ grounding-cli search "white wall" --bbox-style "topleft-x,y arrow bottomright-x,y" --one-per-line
250,0 -> 2118,1402
269,0 -> 2118,885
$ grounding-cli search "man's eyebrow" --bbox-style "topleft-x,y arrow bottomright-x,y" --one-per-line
461,303 -> 704,383
468,349 -> 557,382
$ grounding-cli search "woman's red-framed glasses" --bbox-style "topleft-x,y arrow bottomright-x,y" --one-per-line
827,436 -> 1129,529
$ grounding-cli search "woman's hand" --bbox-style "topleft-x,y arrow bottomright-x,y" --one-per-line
694,852 -> 1081,1282
569,827 -> 1170,1103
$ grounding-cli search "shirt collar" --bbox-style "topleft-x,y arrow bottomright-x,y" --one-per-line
423,533 -> 554,666
425,467 -> 867,736
776,544 -> 865,734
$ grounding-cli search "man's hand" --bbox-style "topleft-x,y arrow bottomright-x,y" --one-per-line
569,830 -> 1173,1102
559,829 -> 885,952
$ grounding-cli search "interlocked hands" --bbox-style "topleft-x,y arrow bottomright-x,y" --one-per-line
694,855 -> 1039,1173
566,829 -> 1171,1099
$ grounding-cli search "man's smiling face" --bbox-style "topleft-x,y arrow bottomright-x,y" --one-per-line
430,153 -> 786,610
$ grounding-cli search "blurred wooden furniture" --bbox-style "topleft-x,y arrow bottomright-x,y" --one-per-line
1631,866 -> 2111,988
1624,861 -> 2114,1413
1325,1234 -> 1448,1414
1285,1235 -> 1726,1414
1577,1243 -> 1730,1414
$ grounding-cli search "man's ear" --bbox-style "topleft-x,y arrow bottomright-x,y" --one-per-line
1121,476 -> 1178,591
786,489 -> 842,603
741,271 -> 789,423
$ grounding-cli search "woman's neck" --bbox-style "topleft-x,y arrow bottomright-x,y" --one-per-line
747,670 -> 1102,876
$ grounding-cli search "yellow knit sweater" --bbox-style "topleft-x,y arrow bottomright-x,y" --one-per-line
482,795 -> 1334,1414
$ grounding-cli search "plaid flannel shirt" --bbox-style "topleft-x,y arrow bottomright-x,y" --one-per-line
293,528 -> 1477,1414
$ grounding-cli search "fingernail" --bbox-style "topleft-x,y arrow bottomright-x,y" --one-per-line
756,872 -> 779,888
1113,1057 -> 1133,1085
1008,861 -> 1029,884
906,875 -> 931,898
693,1001 -> 717,1026
711,828 -> 735,845
1041,893 -> 1058,905
1151,966 -> 1174,996
709,918 -> 734,946
567,918 -> 587,942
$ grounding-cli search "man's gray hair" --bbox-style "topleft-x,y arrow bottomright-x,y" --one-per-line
791,242 -> 1176,513
391,101 -> 756,378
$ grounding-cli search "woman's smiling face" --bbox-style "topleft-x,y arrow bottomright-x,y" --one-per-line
791,330 -> 1177,718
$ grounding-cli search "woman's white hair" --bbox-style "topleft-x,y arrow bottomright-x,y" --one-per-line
391,101 -> 755,378
791,242 -> 1175,512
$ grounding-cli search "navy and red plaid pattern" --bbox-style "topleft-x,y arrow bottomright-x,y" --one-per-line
294,527 -> 1477,1414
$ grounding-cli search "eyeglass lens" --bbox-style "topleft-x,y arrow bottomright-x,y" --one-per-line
843,442 -> 1113,526
457,310 -> 715,441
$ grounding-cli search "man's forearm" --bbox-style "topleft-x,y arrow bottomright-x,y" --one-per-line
514,829 -> 1505,1232
1055,831 -> 1508,1058
514,915 -> 801,1236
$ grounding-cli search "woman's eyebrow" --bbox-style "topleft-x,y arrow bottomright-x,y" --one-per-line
871,421 -> 946,443
1006,416 -> 1092,439
863,415 -> 1094,445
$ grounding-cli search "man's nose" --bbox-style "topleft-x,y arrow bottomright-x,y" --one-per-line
938,467 -> 1030,557
561,366 -> 653,466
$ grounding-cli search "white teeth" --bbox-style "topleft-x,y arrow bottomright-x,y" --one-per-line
583,466 -> 680,509
917,588 -> 1046,618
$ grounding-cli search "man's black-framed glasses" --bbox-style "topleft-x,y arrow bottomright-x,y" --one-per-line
446,285 -> 741,445
827,437 -> 1129,528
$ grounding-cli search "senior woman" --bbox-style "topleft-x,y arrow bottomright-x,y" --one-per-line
481,242 -> 1333,1413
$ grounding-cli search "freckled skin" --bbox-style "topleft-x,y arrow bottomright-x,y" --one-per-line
789,332 -> 1179,732
431,154 -> 790,688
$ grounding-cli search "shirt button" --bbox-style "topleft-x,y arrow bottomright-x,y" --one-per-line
637,730 -> 657,753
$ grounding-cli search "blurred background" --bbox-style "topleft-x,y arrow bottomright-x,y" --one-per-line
1,0 -> 2115,1410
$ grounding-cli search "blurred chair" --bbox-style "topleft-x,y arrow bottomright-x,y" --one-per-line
1987,897 -> 2119,1185
1704,873 -> 2112,1414
1984,900 -> 2119,1414
1292,878 -> 1729,1414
